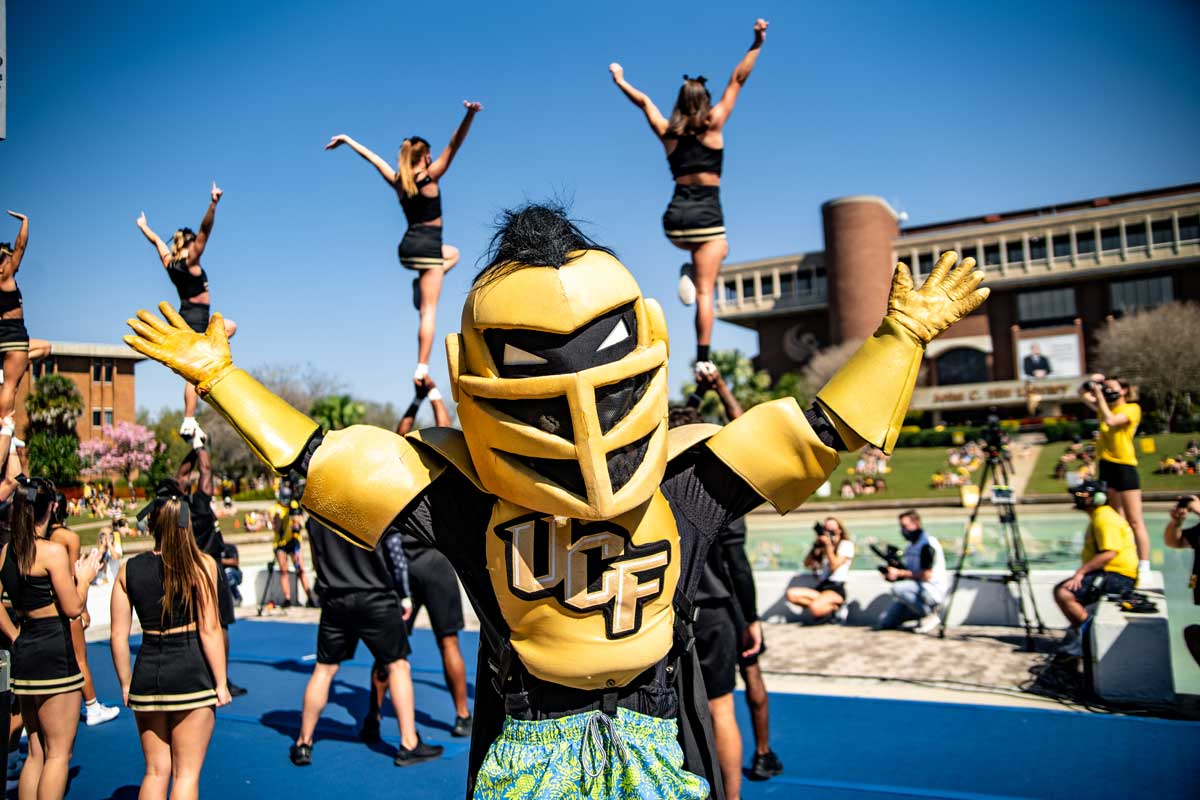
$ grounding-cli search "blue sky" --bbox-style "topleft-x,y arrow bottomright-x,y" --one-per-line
4,0 -> 1199,417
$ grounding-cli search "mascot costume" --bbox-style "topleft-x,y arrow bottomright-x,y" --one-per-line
125,205 -> 988,799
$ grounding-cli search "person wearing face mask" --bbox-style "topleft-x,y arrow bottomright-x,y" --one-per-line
876,510 -> 948,633
1080,374 -> 1150,583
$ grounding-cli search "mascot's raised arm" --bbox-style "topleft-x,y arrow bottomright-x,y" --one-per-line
125,204 -> 986,800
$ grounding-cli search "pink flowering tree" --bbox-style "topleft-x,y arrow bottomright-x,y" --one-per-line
79,422 -> 161,497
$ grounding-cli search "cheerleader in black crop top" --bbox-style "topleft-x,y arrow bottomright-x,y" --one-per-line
110,484 -> 229,795
326,99 -> 483,387
136,183 -> 239,442
0,477 -> 100,800
0,211 -> 53,422
610,18 -> 769,379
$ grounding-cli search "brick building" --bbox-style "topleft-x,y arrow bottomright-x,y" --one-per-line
717,183 -> 1200,417
14,342 -> 145,439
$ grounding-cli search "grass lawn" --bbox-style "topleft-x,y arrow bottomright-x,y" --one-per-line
827,445 -> 969,502
1026,432 -> 1200,496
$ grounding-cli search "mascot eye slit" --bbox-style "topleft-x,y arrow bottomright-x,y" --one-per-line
597,319 -> 630,351
502,343 -> 547,366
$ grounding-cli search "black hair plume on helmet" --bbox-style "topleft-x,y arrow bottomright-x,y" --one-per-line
475,203 -> 615,286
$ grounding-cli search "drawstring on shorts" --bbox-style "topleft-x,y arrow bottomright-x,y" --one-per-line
579,711 -> 630,782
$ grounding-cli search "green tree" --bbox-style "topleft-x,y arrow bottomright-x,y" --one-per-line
25,374 -> 84,436
310,394 -> 366,432
679,350 -> 810,423
138,407 -> 192,487
25,374 -> 86,484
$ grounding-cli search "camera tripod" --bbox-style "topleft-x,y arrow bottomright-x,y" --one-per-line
938,446 -> 1046,651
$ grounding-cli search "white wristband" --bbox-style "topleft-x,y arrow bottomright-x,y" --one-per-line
413,363 -> 429,381
0,426 -> 12,438
427,388 -> 442,402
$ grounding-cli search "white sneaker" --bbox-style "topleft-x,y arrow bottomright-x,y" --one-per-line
180,416 -> 198,437
677,263 -> 696,306
85,701 -> 120,727
1137,561 -> 1152,587
914,612 -> 942,634
191,427 -> 208,450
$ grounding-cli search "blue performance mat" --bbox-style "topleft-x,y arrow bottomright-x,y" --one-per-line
50,620 -> 1200,799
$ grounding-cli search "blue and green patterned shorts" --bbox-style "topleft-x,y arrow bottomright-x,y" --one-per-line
473,707 -> 710,799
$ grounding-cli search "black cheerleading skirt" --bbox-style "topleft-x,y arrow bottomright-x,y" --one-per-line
11,616 -> 83,697
397,224 -> 445,271
662,185 -> 726,245
0,318 -> 30,353
128,630 -> 217,712
178,300 -> 211,334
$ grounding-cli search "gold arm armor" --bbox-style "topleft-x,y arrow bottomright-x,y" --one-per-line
706,399 -> 840,514
814,317 -> 923,454
304,425 -> 449,549
203,369 -> 320,471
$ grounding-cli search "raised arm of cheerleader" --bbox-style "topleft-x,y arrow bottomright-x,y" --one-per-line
188,182 -> 222,267
4,211 -> 29,273
427,101 -> 483,180
710,18 -> 768,128
608,64 -> 669,138
136,211 -> 172,267
325,134 -> 399,185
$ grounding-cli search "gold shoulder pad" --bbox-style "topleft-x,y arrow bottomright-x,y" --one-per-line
406,427 -> 487,494
667,423 -> 722,461
706,399 -> 839,514
304,425 -> 448,549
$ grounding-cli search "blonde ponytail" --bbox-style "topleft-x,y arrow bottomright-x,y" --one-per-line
398,140 -> 417,197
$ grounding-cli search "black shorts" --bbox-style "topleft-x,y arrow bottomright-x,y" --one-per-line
397,224 -> 444,270
816,579 -> 847,599
0,318 -> 30,352
1063,570 -> 1136,606
275,538 -> 302,556
1098,459 -> 1140,492
694,604 -> 737,700
216,565 -> 236,628
179,300 -> 210,333
129,631 -> 217,712
317,590 -> 410,665
11,616 -> 83,696
662,185 -> 725,245
405,547 -> 465,638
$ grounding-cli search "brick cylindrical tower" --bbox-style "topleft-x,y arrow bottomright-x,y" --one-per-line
821,196 -> 900,344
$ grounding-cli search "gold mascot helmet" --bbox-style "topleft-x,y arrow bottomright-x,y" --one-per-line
447,207 -> 670,520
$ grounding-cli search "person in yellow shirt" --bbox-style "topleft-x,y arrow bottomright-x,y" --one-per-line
1081,374 -> 1150,581
1054,480 -> 1138,657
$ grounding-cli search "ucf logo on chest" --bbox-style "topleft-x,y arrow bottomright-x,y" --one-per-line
485,492 -> 682,689
497,514 -> 670,639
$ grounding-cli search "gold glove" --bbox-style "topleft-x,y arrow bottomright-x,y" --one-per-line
886,252 -> 989,345
124,302 -> 318,471
817,253 -> 989,453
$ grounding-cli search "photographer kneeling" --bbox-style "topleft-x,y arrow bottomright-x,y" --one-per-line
875,510 -> 948,633
1053,480 -> 1138,657
786,517 -> 854,622
1164,494 -> 1200,605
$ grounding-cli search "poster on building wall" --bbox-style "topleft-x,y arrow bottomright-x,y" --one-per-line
1014,329 -> 1084,379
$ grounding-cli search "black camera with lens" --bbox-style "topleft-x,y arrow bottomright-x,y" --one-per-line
870,543 -> 904,576
982,412 -> 1006,451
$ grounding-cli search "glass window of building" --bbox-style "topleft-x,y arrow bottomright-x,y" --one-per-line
103,361 -> 114,383
1006,239 -> 1025,265
1151,218 -> 1174,246
1125,221 -> 1147,249
935,348 -> 989,386
104,410 -> 114,427
1028,236 -> 1046,261
1179,214 -> 1200,242
1017,287 -> 1077,323
760,274 -> 773,298
1052,234 -> 1071,258
960,246 -> 978,263
1076,229 -> 1096,254
92,362 -> 102,382
917,252 -> 934,277
984,243 -> 1001,266
92,409 -> 101,426
1101,226 -> 1121,252
815,268 -> 827,296
724,280 -> 738,304
779,272 -> 793,296
1110,276 -> 1173,315
796,270 -> 812,296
